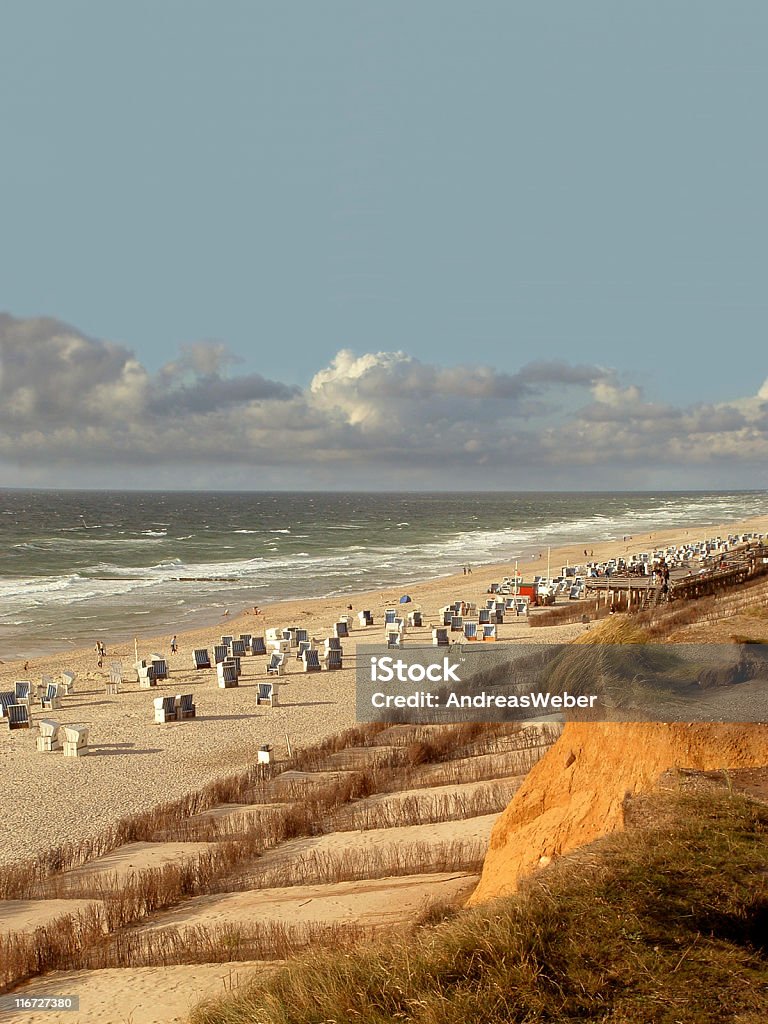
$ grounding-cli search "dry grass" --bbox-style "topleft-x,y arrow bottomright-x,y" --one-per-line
0,720 -> 559,992
189,791 -> 768,1024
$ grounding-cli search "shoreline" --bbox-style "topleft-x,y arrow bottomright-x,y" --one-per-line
3,508 -> 767,676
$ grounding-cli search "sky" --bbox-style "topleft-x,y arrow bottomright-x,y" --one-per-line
0,1 -> 766,490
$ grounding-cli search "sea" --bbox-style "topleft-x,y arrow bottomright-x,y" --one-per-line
1,489 -> 766,658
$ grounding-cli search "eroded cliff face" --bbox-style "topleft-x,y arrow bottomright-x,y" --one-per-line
468,723 -> 768,905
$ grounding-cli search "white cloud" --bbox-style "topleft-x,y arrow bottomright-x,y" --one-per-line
1,313 -> 767,487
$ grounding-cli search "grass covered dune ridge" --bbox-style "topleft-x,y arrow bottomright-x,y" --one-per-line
189,789 -> 768,1024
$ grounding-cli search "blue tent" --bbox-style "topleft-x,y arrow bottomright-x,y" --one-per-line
399,594 -> 412,603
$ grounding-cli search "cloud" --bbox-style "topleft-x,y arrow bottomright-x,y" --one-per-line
0,313 -> 767,487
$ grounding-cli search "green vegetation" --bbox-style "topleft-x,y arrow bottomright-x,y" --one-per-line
190,790 -> 768,1024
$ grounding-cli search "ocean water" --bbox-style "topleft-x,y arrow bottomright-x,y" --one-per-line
1,489 -> 765,658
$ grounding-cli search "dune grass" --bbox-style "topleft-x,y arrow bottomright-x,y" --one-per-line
189,789 -> 768,1024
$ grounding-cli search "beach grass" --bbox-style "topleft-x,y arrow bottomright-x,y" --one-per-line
188,790 -> 768,1024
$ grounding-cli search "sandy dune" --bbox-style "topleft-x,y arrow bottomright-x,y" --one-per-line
138,872 -> 478,933
0,899 -> 102,936
5,962 -> 268,1024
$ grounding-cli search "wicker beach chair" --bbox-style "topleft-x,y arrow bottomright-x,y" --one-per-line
217,661 -> 239,688
302,648 -> 322,672
266,653 -> 285,676
36,719 -> 62,752
250,636 -> 267,656
432,628 -> 449,646
14,681 -> 31,706
41,682 -> 61,710
62,724 -> 89,757
334,621 -> 349,639
176,693 -> 196,719
150,656 -> 168,680
325,648 -> 343,670
154,695 -> 177,723
257,681 -> 276,706
463,621 -> 478,640
213,644 -> 229,664
194,648 -> 212,669
7,704 -> 30,730
231,639 -> 246,658
60,670 -> 76,695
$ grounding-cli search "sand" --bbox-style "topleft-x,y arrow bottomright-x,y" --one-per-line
4,962 -> 268,1024
137,872 -> 478,933
0,899 -> 101,937
1,510 -> 765,865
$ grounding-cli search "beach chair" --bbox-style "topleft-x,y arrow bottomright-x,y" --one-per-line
325,648 -> 343,670
478,608 -> 490,624
303,648 -> 322,672
387,631 -> 402,648
138,665 -> 156,689
41,682 -> 61,711
250,636 -> 267,655
176,693 -> 196,719
492,611 -> 504,624
408,611 -> 423,627
220,635 -> 234,650
295,628 -> 309,645
297,639 -> 313,661
6,704 -> 30,730
14,681 -> 31,706
358,610 -> 373,626
283,628 -> 296,646
153,695 -> 177,723
217,662 -> 239,688
213,644 -> 229,665
0,691 -> 16,719
450,616 -> 463,632
266,653 -> 285,676
62,724 -> 89,757
107,663 -> 122,695
194,648 -> 211,670
384,609 -> 397,626
324,636 -> 342,652
463,621 -> 478,640
268,639 -> 290,655
432,627 -> 449,646
36,719 -> 62,752
257,681 -> 276,707
231,639 -> 246,658
60,670 -> 76,695
239,633 -> 252,649
442,610 -> 453,626
482,624 -> 497,641
265,627 -> 282,642
150,656 -> 169,680
334,621 -> 349,638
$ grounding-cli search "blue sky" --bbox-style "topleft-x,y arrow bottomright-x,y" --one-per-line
0,2 -> 767,488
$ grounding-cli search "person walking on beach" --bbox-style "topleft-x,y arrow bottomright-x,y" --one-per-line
170,635 -> 178,653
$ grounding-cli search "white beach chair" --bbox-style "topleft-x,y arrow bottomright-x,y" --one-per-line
217,662 -> 239,688
62,724 -> 89,757
60,670 -> 76,695
36,719 -> 62,752
153,695 -> 177,723
266,653 -> 285,676
257,682 -> 276,707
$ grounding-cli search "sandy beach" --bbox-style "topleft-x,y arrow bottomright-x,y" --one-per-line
1,510 -> 766,864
